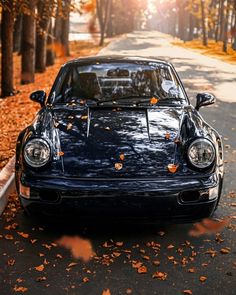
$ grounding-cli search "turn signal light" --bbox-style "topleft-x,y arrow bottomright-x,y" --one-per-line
20,183 -> 30,199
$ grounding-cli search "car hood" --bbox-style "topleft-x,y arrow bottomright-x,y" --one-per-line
49,106 -> 192,178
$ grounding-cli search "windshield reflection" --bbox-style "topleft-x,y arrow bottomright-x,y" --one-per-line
53,62 -> 186,105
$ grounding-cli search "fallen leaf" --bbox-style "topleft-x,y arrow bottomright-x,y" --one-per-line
165,132 -> 171,140
199,276 -> 207,282
126,288 -> 132,294
188,268 -> 195,273
132,261 -> 142,269
8,259 -> 15,266
119,154 -> 125,161
67,123 -> 73,130
115,163 -> 123,170
5,234 -> 14,240
152,271 -> 167,280
102,289 -> 111,295
68,262 -> 78,268
150,97 -> 159,105
137,265 -> 147,273
157,231 -> 165,236
13,286 -> 28,293
16,278 -> 23,283
36,277 -> 46,282
220,248 -> 230,254
35,265 -> 44,272
81,115 -> 88,120
30,239 -> 37,244
182,290 -> 193,295
167,164 -> 178,173
102,241 -> 113,248
153,260 -> 160,266
17,232 -> 29,239
57,151 -> 64,157
82,277 -> 89,283
167,244 -> 174,249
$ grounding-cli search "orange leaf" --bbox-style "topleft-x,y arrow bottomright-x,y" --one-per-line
35,264 -> 44,272
152,271 -> 167,280
81,115 -> 88,120
220,248 -> 230,254
82,277 -> 89,283
115,163 -> 123,170
150,97 -> 159,105
102,289 -> 111,295
13,286 -> 28,293
165,132 -> 171,140
68,262 -> 78,268
183,290 -> 193,295
17,232 -> 29,239
167,164 -> 178,173
199,276 -> 207,282
57,151 -> 64,157
119,154 -> 125,161
137,265 -> 147,273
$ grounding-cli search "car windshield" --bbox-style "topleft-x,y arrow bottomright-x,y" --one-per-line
52,62 -> 187,105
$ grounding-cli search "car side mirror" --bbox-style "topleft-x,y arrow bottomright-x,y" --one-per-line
30,90 -> 46,107
195,93 -> 216,111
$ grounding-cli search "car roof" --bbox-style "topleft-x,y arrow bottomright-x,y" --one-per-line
63,55 -> 171,67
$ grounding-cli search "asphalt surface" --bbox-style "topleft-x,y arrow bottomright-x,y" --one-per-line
1,31 -> 236,295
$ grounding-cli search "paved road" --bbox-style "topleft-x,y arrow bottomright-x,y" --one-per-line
1,31 -> 236,295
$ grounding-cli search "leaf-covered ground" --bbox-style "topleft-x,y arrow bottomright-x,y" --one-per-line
172,39 -> 236,65
0,192 -> 236,295
0,40 -> 105,169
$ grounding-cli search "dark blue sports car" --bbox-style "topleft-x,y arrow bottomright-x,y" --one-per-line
15,56 -> 224,222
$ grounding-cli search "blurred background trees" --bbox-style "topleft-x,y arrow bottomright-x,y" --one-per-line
0,0 -> 235,98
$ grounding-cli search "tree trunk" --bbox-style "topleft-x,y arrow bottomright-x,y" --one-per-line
54,0 -> 71,56
232,1 -> 236,50
21,0 -> 36,84
35,0 -> 50,72
13,14 -> 22,53
201,0 -> 208,46
219,0 -> 225,41
188,12 -> 194,41
223,0 -> 230,52
97,0 -> 111,46
61,0 -> 71,57
46,19 -> 55,66
1,4 -> 14,98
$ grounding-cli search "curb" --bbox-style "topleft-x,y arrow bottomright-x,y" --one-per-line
0,156 -> 16,215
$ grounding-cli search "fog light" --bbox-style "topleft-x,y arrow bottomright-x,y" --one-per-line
208,186 -> 219,200
20,183 -> 30,199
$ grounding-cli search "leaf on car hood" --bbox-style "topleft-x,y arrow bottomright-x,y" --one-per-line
115,163 -> 123,170
150,97 -> 159,105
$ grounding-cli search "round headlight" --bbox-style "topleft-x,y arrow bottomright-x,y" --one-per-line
24,139 -> 51,168
187,138 -> 215,169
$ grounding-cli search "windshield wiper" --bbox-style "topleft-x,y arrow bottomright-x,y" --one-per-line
96,95 -> 159,106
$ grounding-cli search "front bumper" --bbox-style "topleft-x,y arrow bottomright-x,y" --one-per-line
19,173 -> 220,222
